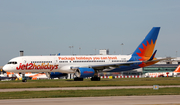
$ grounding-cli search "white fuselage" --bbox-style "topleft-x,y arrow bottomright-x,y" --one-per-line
3,55 -> 132,73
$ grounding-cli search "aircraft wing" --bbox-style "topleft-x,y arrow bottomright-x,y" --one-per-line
86,57 -> 172,71
88,61 -> 143,71
71,57 -> 172,72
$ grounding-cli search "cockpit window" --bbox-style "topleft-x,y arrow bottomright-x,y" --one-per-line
7,61 -> 17,64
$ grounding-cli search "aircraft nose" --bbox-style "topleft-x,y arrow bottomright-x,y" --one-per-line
3,65 -> 10,71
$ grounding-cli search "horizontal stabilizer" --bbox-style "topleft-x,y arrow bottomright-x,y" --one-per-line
144,57 -> 173,64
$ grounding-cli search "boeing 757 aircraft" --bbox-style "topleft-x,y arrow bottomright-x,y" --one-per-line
3,27 -> 168,82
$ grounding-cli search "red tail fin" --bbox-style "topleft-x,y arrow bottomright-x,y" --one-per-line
173,65 -> 180,73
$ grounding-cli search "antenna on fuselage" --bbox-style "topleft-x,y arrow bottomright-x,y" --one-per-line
20,50 -> 24,56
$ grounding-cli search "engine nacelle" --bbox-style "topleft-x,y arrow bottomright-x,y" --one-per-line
46,72 -> 68,78
75,68 -> 95,78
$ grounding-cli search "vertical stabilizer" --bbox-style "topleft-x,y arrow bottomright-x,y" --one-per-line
129,27 -> 160,61
173,65 -> 180,73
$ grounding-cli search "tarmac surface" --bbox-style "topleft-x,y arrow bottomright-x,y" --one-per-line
0,85 -> 180,92
0,95 -> 180,105
1,86 -> 180,105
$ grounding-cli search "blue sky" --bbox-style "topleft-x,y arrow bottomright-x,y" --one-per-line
0,0 -> 180,65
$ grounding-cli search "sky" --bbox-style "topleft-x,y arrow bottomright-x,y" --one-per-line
0,0 -> 180,66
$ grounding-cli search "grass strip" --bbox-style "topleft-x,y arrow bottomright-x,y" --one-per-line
0,87 -> 180,99
0,77 -> 180,89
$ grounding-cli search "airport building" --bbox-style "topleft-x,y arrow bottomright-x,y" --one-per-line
142,57 -> 179,74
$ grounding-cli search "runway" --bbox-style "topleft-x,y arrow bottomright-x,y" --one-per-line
0,95 -> 180,105
0,85 -> 180,92
1,86 -> 180,104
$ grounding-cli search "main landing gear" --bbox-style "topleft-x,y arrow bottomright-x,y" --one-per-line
91,76 -> 101,81
73,76 -> 101,81
22,73 -> 27,82
91,71 -> 101,81
74,77 -> 83,81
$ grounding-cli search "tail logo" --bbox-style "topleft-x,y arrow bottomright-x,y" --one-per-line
174,65 -> 180,73
137,39 -> 156,61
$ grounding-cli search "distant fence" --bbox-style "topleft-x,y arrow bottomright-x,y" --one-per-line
100,75 -> 142,79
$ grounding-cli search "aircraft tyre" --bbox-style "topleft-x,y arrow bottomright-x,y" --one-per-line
74,77 -> 83,81
22,79 -> 27,82
91,76 -> 100,81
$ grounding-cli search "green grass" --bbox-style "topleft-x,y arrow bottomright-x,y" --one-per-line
0,87 -> 180,99
0,77 -> 180,89
1,78 -> 180,99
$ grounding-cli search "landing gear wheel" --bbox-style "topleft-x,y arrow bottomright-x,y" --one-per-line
74,77 -> 83,81
22,79 -> 27,82
22,73 -> 27,82
91,76 -> 100,81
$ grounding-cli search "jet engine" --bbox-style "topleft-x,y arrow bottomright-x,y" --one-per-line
75,68 -> 95,78
46,72 -> 68,79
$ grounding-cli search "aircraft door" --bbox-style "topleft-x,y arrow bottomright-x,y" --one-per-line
54,57 -> 59,69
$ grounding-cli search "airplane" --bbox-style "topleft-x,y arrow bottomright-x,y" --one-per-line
3,27 -> 169,82
28,72 -> 68,80
0,70 -> 15,81
144,65 -> 180,78
2,72 -> 67,81
0,76 -> 11,81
